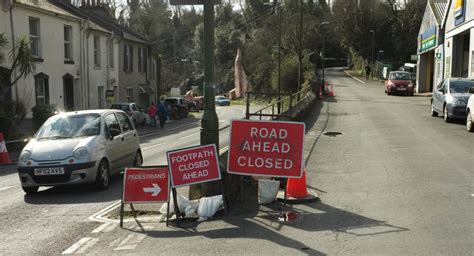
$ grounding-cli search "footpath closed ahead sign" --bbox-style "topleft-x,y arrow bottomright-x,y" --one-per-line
123,167 -> 169,203
167,144 -> 221,187
228,120 -> 305,178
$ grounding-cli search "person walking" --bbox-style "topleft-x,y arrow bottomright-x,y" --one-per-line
365,64 -> 371,80
147,102 -> 157,128
158,99 -> 169,129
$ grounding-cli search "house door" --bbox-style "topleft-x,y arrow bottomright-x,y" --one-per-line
63,74 -> 74,111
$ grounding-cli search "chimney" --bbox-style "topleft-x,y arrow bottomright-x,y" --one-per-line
80,0 -> 110,18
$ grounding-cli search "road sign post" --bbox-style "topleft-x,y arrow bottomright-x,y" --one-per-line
228,120 -> 305,178
121,166 -> 169,227
167,144 -> 226,224
170,0 -> 221,198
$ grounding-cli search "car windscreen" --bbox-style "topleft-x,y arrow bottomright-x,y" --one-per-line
165,99 -> 178,106
36,114 -> 101,139
449,80 -> 474,93
111,104 -> 130,111
389,73 -> 410,80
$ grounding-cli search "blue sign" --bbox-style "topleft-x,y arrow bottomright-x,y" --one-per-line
419,26 -> 437,53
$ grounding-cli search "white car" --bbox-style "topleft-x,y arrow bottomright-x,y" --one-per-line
17,110 -> 142,194
467,93 -> 474,132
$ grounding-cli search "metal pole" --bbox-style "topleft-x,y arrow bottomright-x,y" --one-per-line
201,2 -> 218,149
297,0 -> 303,93
370,30 -> 375,63
278,3 -> 282,114
322,35 -> 325,86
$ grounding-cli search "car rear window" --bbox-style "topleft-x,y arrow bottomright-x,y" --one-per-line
111,104 -> 130,111
450,80 -> 474,93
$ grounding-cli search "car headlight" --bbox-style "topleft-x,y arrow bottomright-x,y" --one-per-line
454,100 -> 466,106
19,151 -> 31,165
73,147 -> 88,161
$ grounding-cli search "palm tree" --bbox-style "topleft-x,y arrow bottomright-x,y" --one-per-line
0,33 -> 36,97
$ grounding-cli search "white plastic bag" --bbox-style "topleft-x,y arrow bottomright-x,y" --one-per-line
197,195 -> 223,221
258,179 -> 280,204
159,193 -> 195,221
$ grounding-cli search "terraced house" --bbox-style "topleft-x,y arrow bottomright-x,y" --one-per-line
0,0 -> 158,117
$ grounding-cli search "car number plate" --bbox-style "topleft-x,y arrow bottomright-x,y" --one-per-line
397,87 -> 406,91
34,167 -> 65,176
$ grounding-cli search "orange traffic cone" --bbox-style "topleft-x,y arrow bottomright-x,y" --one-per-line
0,133 -> 11,164
286,170 -> 309,198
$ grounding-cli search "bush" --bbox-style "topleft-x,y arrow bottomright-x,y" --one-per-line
0,100 -> 28,139
32,104 -> 55,130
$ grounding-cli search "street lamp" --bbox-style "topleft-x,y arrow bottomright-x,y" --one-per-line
369,30 -> 375,63
320,21 -> 330,87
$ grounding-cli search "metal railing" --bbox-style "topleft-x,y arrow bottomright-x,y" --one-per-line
245,86 -> 311,120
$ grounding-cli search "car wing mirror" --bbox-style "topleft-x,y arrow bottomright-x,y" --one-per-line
110,128 -> 120,139
469,87 -> 474,94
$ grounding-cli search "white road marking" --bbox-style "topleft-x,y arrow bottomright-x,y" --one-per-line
344,70 -> 366,84
88,200 -> 121,223
91,222 -> 117,234
75,238 -> 99,254
142,142 -> 167,150
62,237 -> 93,254
471,194 -> 474,197
0,185 -> 17,191
113,234 -> 146,251
220,146 -> 229,155
179,132 -> 199,140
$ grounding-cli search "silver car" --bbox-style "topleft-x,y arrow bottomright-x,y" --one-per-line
17,110 -> 142,194
110,102 -> 146,126
431,78 -> 474,122
467,93 -> 474,132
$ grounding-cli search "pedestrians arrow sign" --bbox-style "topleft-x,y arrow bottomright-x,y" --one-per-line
143,183 -> 161,197
123,167 -> 169,203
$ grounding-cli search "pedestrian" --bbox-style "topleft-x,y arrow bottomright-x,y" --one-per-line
147,102 -> 157,127
365,65 -> 371,80
158,99 -> 169,129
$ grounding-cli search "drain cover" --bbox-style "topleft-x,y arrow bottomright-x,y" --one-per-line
323,132 -> 342,137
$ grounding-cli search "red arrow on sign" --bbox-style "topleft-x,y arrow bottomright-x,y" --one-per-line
143,183 -> 161,196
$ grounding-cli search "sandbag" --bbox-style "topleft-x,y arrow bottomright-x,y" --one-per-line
197,195 -> 223,221
258,179 -> 280,204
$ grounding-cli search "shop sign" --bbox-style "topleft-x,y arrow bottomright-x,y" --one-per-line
419,27 -> 437,53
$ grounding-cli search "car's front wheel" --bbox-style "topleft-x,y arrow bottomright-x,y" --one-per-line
467,110 -> 474,132
431,101 -> 438,117
95,160 -> 110,190
443,104 -> 451,122
134,150 -> 143,167
22,186 -> 39,194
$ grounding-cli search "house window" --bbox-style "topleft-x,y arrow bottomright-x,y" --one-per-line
64,26 -> 72,61
98,86 -> 104,108
138,47 -> 142,73
124,44 -> 133,72
126,88 -> 133,102
142,47 -> 147,73
29,18 -> 41,57
93,36 -> 100,67
34,73 -> 49,105
108,40 -> 114,68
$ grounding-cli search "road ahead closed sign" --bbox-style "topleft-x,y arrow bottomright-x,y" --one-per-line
123,167 -> 169,204
167,144 -> 221,187
228,120 -> 305,178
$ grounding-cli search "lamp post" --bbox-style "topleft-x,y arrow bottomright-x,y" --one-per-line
297,0 -> 303,93
370,29 -> 375,63
320,21 -> 330,87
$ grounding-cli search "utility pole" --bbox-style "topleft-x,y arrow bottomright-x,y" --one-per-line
170,0 -> 220,198
320,21 -> 330,87
297,0 -> 303,93
370,30 -> 375,64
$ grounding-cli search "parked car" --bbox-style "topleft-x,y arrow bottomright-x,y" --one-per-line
215,95 -> 230,106
17,110 -> 142,194
431,78 -> 474,122
164,96 -> 189,119
384,71 -> 415,96
110,102 -> 146,126
466,93 -> 474,132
